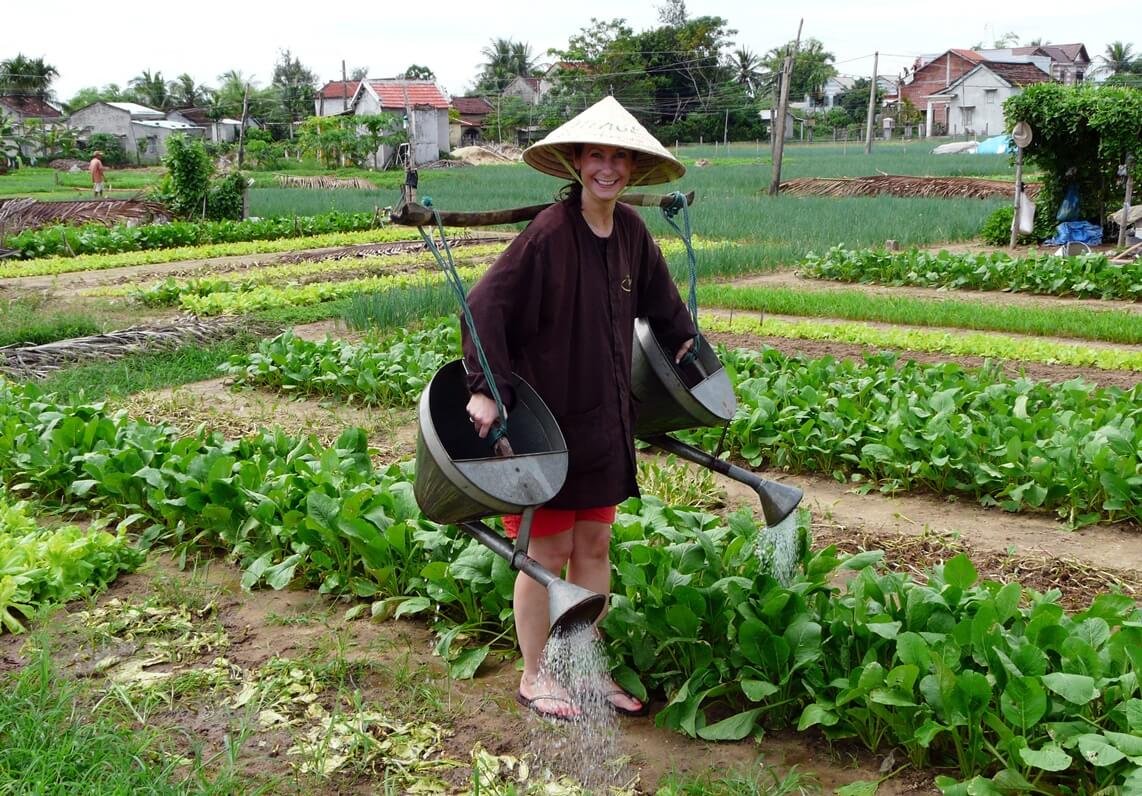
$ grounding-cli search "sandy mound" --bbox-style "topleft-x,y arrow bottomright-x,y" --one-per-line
451,145 -> 523,165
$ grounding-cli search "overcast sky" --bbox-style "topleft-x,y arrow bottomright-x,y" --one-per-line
7,0 -> 1128,103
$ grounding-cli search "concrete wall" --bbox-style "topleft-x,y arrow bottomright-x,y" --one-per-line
946,70 -> 1013,138
70,103 -> 134,151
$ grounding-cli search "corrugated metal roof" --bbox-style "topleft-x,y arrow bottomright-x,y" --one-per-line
132,120 -> 202,130
107,101 -> 164,116
366,80 -> 449,110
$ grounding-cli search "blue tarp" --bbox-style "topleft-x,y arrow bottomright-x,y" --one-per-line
975,135 -> 1014,155
1044,221 -> 1103,247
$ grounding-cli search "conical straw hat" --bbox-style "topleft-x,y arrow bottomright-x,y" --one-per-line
523,96 -> 685,186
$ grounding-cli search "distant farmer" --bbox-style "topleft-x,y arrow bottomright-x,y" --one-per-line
89,151 -> 106,197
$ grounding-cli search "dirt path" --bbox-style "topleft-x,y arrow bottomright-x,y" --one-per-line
707,330 -> 1142,390
718,468 -> 1140,574
730,270 -> 1142,316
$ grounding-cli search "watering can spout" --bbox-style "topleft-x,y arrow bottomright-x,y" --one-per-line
546,581 -> 608,637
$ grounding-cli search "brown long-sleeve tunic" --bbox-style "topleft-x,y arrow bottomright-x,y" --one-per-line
461,196 -> 696,509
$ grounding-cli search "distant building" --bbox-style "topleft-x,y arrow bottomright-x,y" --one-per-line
450,96 -> 494,147
928,61 -> 1051,137
166,108 -> 257,143
975,44 -> 1091,85
0,95 -> 64,125
348,79 -> 450,165
314,80 -> 361,116
70,101 -> 205,163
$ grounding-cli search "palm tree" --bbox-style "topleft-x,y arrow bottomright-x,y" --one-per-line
477,38 -> 537,93
728,48 -> 764,97
1097,41 -> 1139,76
0,54 -> 59,100
129,69 -> 170,109
167,73 -> 212,109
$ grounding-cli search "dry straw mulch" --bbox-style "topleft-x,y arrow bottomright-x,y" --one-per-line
0,197 -> 171,237
0,317 -> 246,379
778,175 -> 1042,201
275,175 -> 378,190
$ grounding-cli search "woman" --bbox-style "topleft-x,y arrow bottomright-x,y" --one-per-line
462,96 -> 696,720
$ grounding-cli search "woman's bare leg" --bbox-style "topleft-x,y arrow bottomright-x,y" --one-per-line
566,519 -> 643,713
515,528 -> 576,716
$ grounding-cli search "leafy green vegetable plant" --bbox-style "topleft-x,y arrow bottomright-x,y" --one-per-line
800,245 -> 1142,301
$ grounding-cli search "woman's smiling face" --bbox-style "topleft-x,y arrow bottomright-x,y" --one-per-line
573,144 -> 633,203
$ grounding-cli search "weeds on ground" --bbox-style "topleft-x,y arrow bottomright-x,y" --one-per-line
656,759 -> 820,795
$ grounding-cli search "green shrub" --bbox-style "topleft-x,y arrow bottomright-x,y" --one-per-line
979,204 -> 1052,245
84,133 -> 127,166
206,171 -> 248,221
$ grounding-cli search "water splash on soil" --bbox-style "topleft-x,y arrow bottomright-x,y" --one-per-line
524,627 -> 635,793
758,511 -> 800,586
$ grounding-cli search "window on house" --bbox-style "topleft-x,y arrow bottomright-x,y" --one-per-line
985,90 -> 997,104
960,107 -> 974,128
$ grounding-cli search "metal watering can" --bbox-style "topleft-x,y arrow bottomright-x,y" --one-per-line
413,360 -> 606,637
631,318 -> 804,528
398,175 -> 801,637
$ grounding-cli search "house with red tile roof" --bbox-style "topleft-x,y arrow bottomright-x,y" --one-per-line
928,61 -> 1051,137
314,80 -> 361,116
450,96 -> 494,147
348,79 -> 451,165
898,49 -> 985,134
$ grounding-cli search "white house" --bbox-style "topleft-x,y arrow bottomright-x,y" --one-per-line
166,108 -> 253,143
348,79 -> 450,166
927,61 -> 1050,138
69,101 -> 204,163
314,81 -> 361,117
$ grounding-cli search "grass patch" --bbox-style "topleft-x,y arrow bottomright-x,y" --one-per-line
341,281 -> 460,331
698,284 -> 1142,345
0,295 -> 102,346
0,649 -> 249,794
36,332 -> 267,401
0,166 -> 164,198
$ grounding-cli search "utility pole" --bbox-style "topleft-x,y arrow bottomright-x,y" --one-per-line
342,60 -> 348,113
1119,154 -> 1135,248
723,108 -> 729,145
769,18 -> 802,197
864,51 -> 878,155
237,83 -> 250,168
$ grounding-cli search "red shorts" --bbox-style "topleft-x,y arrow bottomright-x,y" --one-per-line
502,506 -> 617,539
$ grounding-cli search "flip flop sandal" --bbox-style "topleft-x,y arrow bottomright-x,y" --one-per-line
606,688 -> 650,717
516,691 -> 581,722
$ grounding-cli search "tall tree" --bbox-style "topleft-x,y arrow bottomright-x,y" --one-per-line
129,69 -> 171,109
728,48 -> 763,98
66,84 -> 129,112
168,73 -> 213,108
635,15 -> 736,121
763,38 -> 836,104
0,54 -> 59,100
545,19 -> 651,122
475,38 -> 537,93
402,65 -> 435,81
350,66 -> 369,81
656,0 -> 687,26
1098,41 -> 1140,76
270,50 -> 318,137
